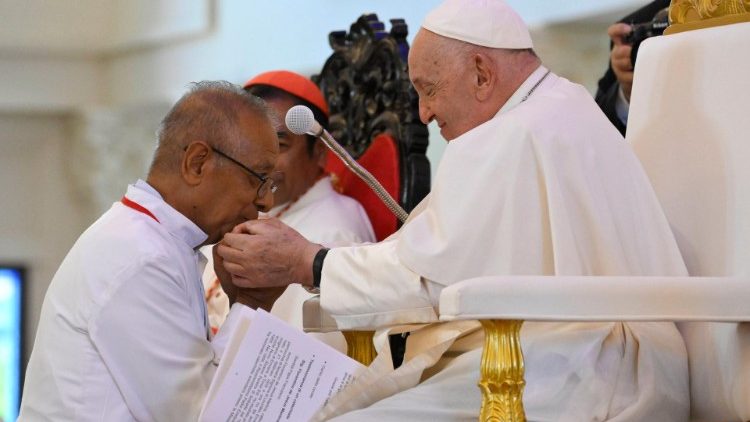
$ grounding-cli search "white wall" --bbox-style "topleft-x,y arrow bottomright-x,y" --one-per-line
104,0 -> 442,105
0,56 -> 104,113
0,114 -> 91,359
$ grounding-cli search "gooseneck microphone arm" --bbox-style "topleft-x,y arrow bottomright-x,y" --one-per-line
285,105 -> 408,223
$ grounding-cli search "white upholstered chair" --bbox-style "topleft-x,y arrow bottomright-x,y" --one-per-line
440,15 -> 750,422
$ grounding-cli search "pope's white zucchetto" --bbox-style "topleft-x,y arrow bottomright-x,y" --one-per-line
422,0 -> 533,49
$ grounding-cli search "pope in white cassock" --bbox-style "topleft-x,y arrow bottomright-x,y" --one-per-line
202,70 -> 375,352
216,0 -> 690,420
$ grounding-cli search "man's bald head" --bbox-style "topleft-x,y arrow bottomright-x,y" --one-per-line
149,81 -> 270,176
145,81 -> 280,245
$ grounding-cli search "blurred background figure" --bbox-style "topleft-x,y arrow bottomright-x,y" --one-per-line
595,0 -> 670,135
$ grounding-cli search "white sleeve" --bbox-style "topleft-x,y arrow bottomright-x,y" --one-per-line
320,237 -> 439,330
209,303 -> 252,360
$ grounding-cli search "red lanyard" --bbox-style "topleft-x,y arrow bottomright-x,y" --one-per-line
121,196 -> 160,223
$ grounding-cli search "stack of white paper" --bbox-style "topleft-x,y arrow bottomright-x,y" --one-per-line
200,306 -> 364,422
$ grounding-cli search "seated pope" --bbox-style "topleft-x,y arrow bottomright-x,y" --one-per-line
203,70 -> 375,350
215,0 -> 690,421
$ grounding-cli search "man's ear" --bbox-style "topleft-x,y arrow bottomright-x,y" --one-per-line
182,141 -> 211,186
473,53 -> 494,102
313,139 -> 327,169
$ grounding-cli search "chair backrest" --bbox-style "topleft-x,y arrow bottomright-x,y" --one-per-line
628,22 -> 750,421
313,14 -> 430,241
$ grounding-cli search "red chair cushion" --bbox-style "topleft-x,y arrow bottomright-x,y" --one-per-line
324,133 -> 400,241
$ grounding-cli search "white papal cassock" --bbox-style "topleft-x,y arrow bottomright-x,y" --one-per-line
314,66 -> 690,421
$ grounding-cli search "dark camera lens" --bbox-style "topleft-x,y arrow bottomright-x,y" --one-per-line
625,8 -> 669,67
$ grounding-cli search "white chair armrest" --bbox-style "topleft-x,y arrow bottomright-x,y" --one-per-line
302,295 -> 340,333
439,276 -> 750,322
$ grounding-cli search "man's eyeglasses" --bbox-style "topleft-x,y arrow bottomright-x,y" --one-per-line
209,146 -> 277,198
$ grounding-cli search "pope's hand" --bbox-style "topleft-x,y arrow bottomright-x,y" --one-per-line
217,218 -> 323,290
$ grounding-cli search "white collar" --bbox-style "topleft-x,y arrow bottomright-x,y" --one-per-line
124,179 -> 208,249
448,65 -> 552,147
495,65 -> 550,117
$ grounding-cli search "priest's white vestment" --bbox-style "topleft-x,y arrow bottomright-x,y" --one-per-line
315,67 -> 690,421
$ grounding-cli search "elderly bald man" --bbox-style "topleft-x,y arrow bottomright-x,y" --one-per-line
216,1 -> 689,420
20,81 -> 282,421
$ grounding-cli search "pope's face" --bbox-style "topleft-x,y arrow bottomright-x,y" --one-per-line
408,29 -> 478,141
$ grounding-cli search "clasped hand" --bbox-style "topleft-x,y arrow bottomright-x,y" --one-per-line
213,218 -> 322,310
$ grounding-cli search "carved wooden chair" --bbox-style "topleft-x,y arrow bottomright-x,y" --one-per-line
439,8 -> 750,421
302,14 -> 430,365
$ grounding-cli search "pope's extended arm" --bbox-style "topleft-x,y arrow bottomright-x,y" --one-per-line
216,218 -> 439,329
320,238 -> 440,330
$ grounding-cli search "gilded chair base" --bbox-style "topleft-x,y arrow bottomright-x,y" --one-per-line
478,320 -> 526,422
343,330 -> 377,366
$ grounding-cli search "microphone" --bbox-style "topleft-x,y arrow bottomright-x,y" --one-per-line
286,105 -> 408,223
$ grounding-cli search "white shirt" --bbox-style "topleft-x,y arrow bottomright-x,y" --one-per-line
315,67 -> 689,421
20,180 -> 236,421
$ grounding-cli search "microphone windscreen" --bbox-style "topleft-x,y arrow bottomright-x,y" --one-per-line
285,105 -> 316,135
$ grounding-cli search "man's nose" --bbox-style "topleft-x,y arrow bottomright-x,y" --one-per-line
254,191 -> 274,213
418,98 -> 434,125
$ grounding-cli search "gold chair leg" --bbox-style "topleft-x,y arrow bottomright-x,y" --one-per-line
478,320 -> 526,422
343,330 -> 377,366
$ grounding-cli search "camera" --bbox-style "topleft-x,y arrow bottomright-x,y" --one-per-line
625,7 -> 669,66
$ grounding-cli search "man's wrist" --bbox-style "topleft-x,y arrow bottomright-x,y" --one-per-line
234,286 -> 286,312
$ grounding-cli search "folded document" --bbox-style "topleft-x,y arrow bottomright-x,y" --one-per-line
200,305 -> 364,422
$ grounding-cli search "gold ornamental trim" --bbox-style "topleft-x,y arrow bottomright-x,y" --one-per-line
343,330 -> 377,366
478,320 -> 526,422
666,0 -> 750,34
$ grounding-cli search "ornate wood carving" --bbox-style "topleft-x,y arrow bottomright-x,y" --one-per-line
313,14 -> 430,213
666,0 -> 750,33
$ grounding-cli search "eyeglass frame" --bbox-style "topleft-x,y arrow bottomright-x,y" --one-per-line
185,144 -> 278,199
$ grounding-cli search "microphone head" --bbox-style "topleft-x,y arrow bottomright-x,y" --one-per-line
285,105 -> 321,136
